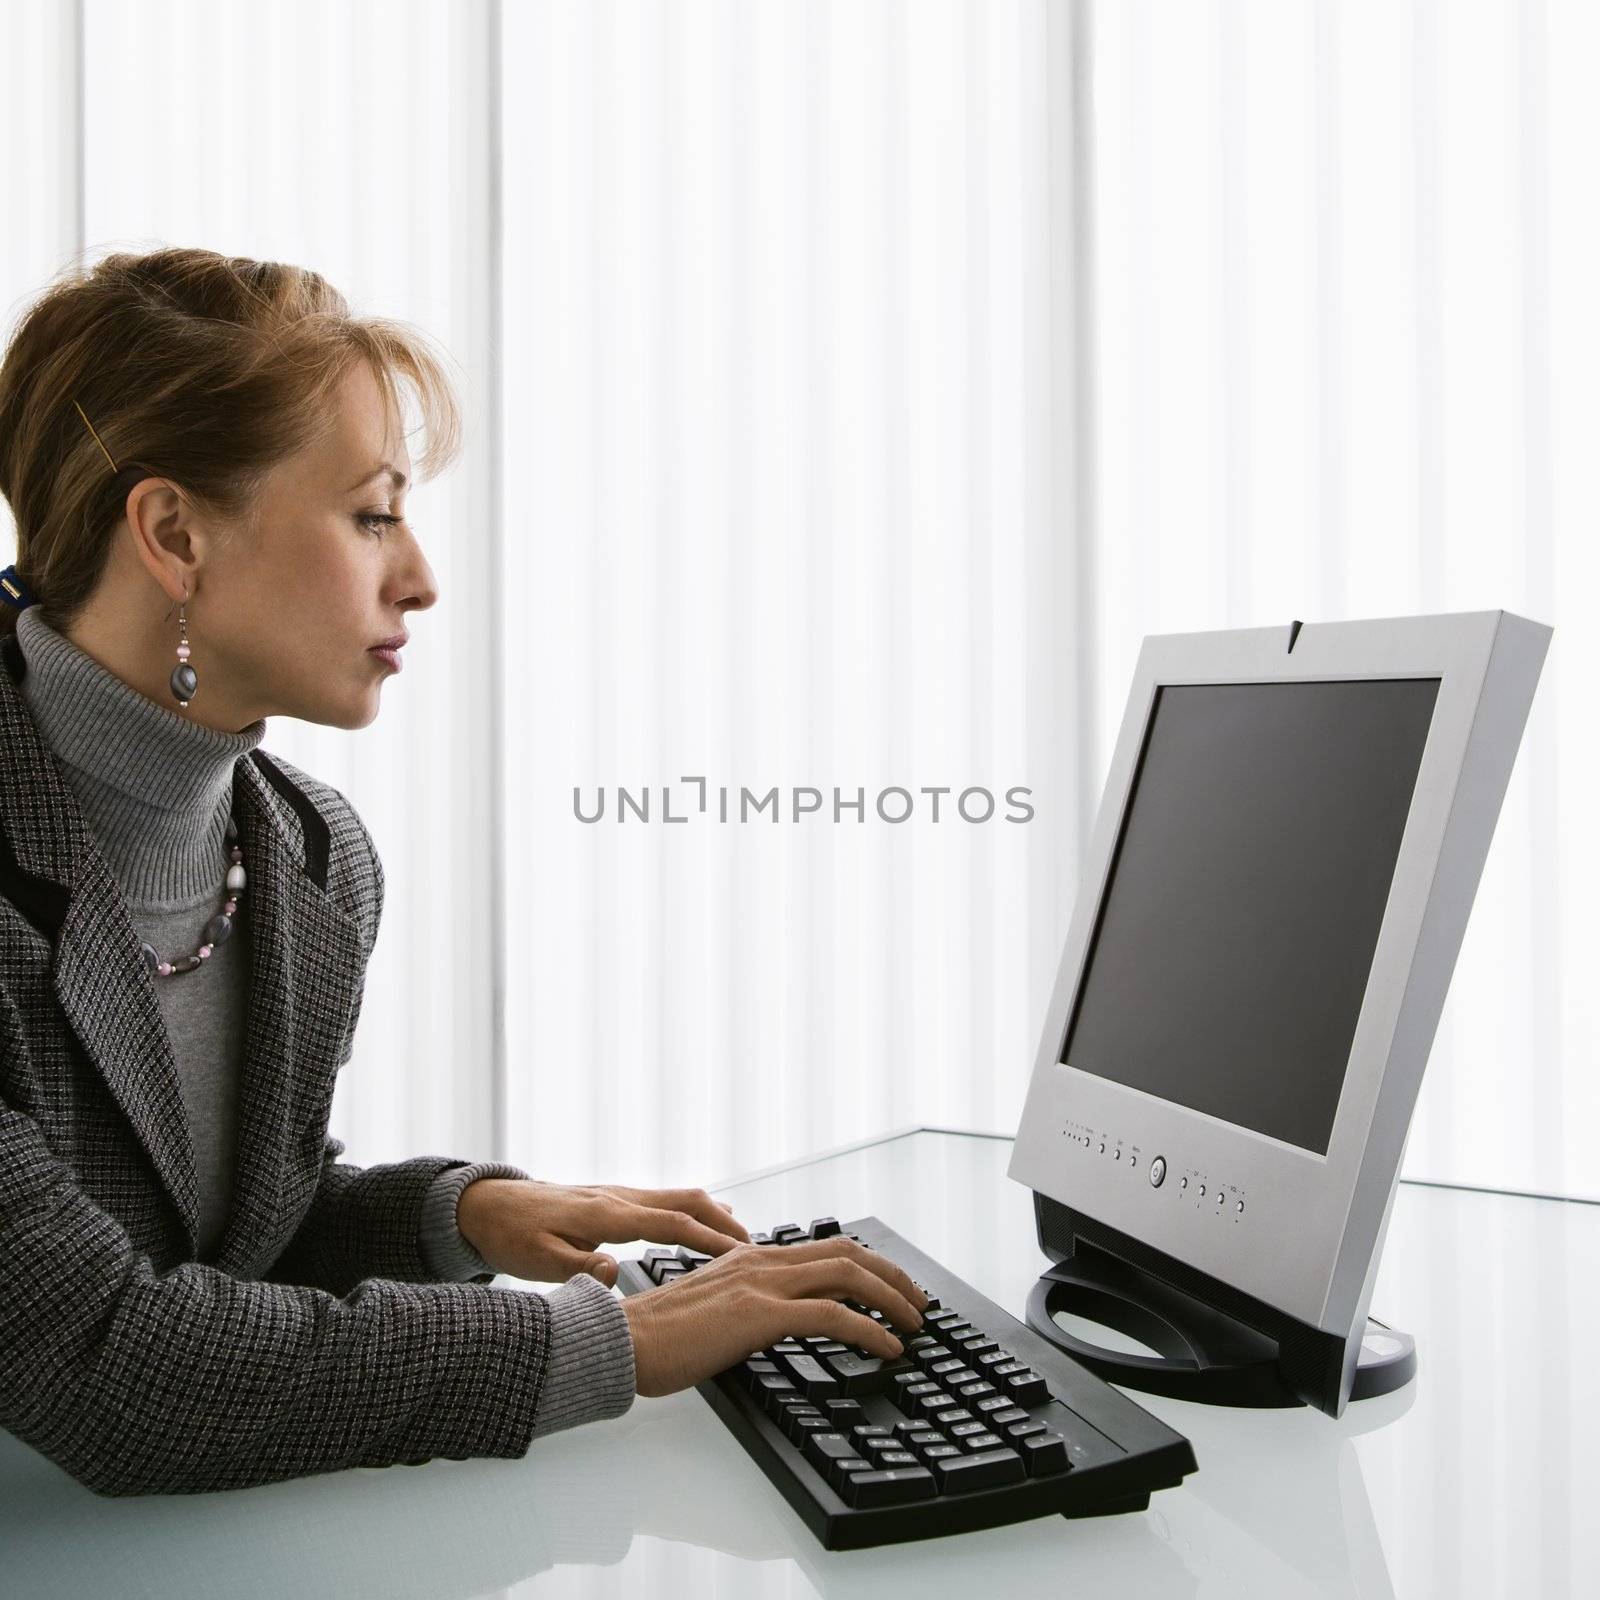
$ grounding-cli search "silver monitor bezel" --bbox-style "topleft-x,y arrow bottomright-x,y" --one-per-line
1007,610 -> 1550,1337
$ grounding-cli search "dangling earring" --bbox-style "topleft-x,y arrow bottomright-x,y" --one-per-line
170,589 -> 198,711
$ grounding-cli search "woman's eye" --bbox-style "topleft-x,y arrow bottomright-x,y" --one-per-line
357,513 -> 403,536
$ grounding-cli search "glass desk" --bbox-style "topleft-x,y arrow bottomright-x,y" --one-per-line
1,1129 -> 1593,1598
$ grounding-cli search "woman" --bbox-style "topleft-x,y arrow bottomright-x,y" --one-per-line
0,246 -> 924,1497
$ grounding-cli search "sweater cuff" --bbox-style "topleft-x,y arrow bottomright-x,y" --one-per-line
418,1161 -> 530,1281
528,1272 -> 637,1439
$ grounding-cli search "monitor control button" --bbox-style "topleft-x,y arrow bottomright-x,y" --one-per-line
1149,1156 -> 1166,1187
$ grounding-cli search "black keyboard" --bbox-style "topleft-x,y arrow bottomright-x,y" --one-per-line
616,1214 -> 1198,1549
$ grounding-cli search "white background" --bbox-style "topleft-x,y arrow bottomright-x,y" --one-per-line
2,0 -> 1592,1204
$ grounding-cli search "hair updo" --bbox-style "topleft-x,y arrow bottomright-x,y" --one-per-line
0,245 -> 463,640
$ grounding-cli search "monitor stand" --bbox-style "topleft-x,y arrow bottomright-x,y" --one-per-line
1024,1241 -> 1416,1409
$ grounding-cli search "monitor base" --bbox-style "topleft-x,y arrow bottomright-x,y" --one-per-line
1025,1246 -> 1416,1409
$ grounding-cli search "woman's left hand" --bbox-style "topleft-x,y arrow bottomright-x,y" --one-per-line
455,1178 -> 750,1286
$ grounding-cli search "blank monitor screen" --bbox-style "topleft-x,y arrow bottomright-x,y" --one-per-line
1061,678 -> 1440,1154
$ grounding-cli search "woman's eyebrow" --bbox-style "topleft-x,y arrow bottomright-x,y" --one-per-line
346,463 -> 408,492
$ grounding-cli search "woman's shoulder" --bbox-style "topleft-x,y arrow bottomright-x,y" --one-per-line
247,750 -> 384,953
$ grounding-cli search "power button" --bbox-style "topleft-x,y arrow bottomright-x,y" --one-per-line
1149,1156 -> 1167,1187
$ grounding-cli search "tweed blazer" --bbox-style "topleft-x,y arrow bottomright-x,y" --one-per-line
0,628 -> 552,1495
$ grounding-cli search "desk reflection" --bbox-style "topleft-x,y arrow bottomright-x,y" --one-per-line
0,1311 -> 1401,1600
6,1127 -> 1590,1600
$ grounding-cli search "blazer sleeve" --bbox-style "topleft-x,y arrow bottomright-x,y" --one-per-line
260,1136 -> 486,1295
0,1084 -> 555,1497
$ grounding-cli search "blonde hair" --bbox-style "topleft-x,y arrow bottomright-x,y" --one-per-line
0,245 -> 463,639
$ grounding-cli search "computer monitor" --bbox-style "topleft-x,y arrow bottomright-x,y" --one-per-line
1008,611 -> 1551,1416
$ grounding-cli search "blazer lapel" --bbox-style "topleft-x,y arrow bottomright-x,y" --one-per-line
212,758 -> 363,1275
52,851 -> 202,1243
0,632 -> 364,1271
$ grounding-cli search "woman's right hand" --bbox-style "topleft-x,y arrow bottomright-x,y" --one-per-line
619,1237 -> 929,1397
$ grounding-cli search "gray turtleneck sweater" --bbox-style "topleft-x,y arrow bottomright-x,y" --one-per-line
12,605 -> 634,1440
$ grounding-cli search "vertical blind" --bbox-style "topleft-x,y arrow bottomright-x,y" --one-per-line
497,0 -> 1079,1191
2,0 -> 1591,1205
1090,0 -> 1597,1201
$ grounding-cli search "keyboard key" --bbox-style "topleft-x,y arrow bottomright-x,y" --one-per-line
674,1246 -> 712,1269
955,1380 -> 996,1401
949,1420 -> 988,1438
895,1385 -> 939,1416
851,1424 -> 893,1445
802,1431 -> 859,1475
991,1360 -> 1027,1378
776,1353 -> 841,1403
975,1396 -> 1014,1415
1019,1433 -> 1072,1476
754,1375 -> 798,1412
977,1351 -> 1013,1369
923,1443 -> 962,1463
879,1450 -> 920,1468
1004,1419 -> 1048,1442
824,1400 -> 865,1430
1003,1371 -> 1050,1405
809,1216 -> 842,1238
739,1359 -> 779,1389
916,1394 -> 955,1418
825,1351 -> 912,1396
911,1344 -> 953,1370
989,1407 -> 1030,1427
772,1223 -> 806,1244
929,1358 -> 965,1377
956,1336 -> 998,1357
787,1414 -> 835,1446
960,1432 -> 1006,1453
931,1446 -> 1027,1494
843,1466 -> 937,1508
826,1455 -> 872,1493
933,1408 -> 974,1427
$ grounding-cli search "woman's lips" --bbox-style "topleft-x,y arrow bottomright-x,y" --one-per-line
369,647 -> 402,673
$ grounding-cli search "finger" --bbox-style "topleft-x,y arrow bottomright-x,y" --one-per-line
630,1205 -> 745,1257
545,1239 -> 620,1286
777,1236 -> 928,1312
785,1297 -> 904,1359
782,1257 -> 924,1333
656,1187 -> 752,1246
